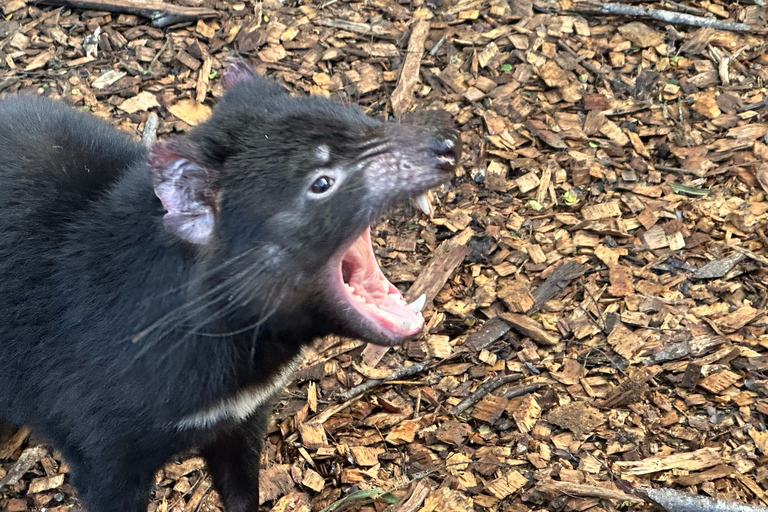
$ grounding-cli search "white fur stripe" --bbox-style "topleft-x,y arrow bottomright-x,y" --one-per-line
176,351 -> 304,430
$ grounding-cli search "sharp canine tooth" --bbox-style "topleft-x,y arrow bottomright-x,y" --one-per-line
414,193 -> 432,216
406,294 -> 427,313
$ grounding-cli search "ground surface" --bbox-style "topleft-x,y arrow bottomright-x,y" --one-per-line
1,0 -> 768,511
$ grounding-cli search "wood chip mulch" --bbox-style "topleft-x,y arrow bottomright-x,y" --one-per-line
1,0 -> 768,511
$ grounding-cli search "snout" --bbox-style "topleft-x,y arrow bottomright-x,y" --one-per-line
364,117 -> 461,200
429,129 -> 461,173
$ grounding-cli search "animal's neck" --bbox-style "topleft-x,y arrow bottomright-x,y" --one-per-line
60,164 -> 195,341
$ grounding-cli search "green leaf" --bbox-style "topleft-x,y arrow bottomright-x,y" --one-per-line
500,63 -> 512,72
208,70 -> 218,80
669,182 -> 710,196
318,488 -> 386,512
527,199 -> 543,211
379,493 -> 400,504
563,190 -> 579,204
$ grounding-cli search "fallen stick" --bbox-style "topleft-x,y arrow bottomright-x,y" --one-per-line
450,374 -> 522,416
334,361 -> 431,402
391,17 -> 430,118
27,0 -> 218,28
637,486 -> 768,512
537,480 -> 768,511
537,479 -> 641,504
314,18 -> 400,39
574,2 -> 751,32
503,382 -> 545,400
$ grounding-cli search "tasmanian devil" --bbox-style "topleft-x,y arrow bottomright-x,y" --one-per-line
0,61 -> 460,512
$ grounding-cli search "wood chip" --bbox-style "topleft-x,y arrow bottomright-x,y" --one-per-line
119,91 -> 159,114
471,394 -> 509,424
391,18 -> 430,118
168,99 -> 212,126
547,402 -> 605,437
259,465 -> 296,505
299,422 -> 328,450
499,312 -> 559,346
301,468 -> 325,492
614,447 -> 725,475
486,470 -> 528,500
349,446 -> 383,466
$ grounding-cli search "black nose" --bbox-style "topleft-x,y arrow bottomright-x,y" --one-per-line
431,129 -> 461,172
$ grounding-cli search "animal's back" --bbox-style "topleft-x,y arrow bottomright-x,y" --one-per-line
0,96 -> 146,416
0,96 -> 146,237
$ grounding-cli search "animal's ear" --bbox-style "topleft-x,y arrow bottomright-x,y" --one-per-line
223,61 -> 258,90
148,139 -> 219,245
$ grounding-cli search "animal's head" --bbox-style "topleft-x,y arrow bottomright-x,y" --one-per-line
147,61 -> 461,346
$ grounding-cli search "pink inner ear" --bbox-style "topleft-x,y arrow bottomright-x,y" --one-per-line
148,140 -> 218,245
223,61 -> 257,90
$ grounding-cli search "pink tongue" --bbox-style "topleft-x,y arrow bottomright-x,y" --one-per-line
342,229 -> 424,336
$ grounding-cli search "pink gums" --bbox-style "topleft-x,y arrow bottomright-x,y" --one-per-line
339,228 -> 424,339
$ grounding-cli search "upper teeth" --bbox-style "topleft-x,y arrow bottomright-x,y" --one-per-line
414,193 -> 431,216
405,293 -> 427,313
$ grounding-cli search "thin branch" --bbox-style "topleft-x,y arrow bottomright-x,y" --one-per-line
335,361 -> 431,402
27,0 -> 218,28
450,374 -> 522,416
575,2 -> 751,32
637,486 -> 768,512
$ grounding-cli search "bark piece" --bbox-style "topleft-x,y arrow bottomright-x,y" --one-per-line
499,312 -> 559,346
298,422 -> 328,450
614,446 -> 725,475
0,427 -> 30,460
259,465 -> 296,505
29,0 -> 218,28
497,278 -> 535,313
391,18 -> 430,118
0,446 -> 47,489
547,402 -> 604,437
406,228 -> 473,304
538,480 -> 640,503
463,316 -> 511,353
349,446 -> 383,466
529,260 -> 589,314
168,99 -> 211,126
486,471 -> 527,500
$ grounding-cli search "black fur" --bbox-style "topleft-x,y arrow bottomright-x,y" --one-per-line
0,65 -> 459,512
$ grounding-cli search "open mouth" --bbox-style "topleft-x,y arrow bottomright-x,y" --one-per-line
336,228 -> 427,345
328,122 -> 460,346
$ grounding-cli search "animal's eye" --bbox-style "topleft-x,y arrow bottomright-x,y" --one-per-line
310,176 -> 334,194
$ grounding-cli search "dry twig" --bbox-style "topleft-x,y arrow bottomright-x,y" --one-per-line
637,486 -> 768,512
575,2 -> 751,31
28,0 -> 218,28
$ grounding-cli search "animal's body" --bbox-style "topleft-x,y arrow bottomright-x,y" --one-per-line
0,62 -> 459,512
